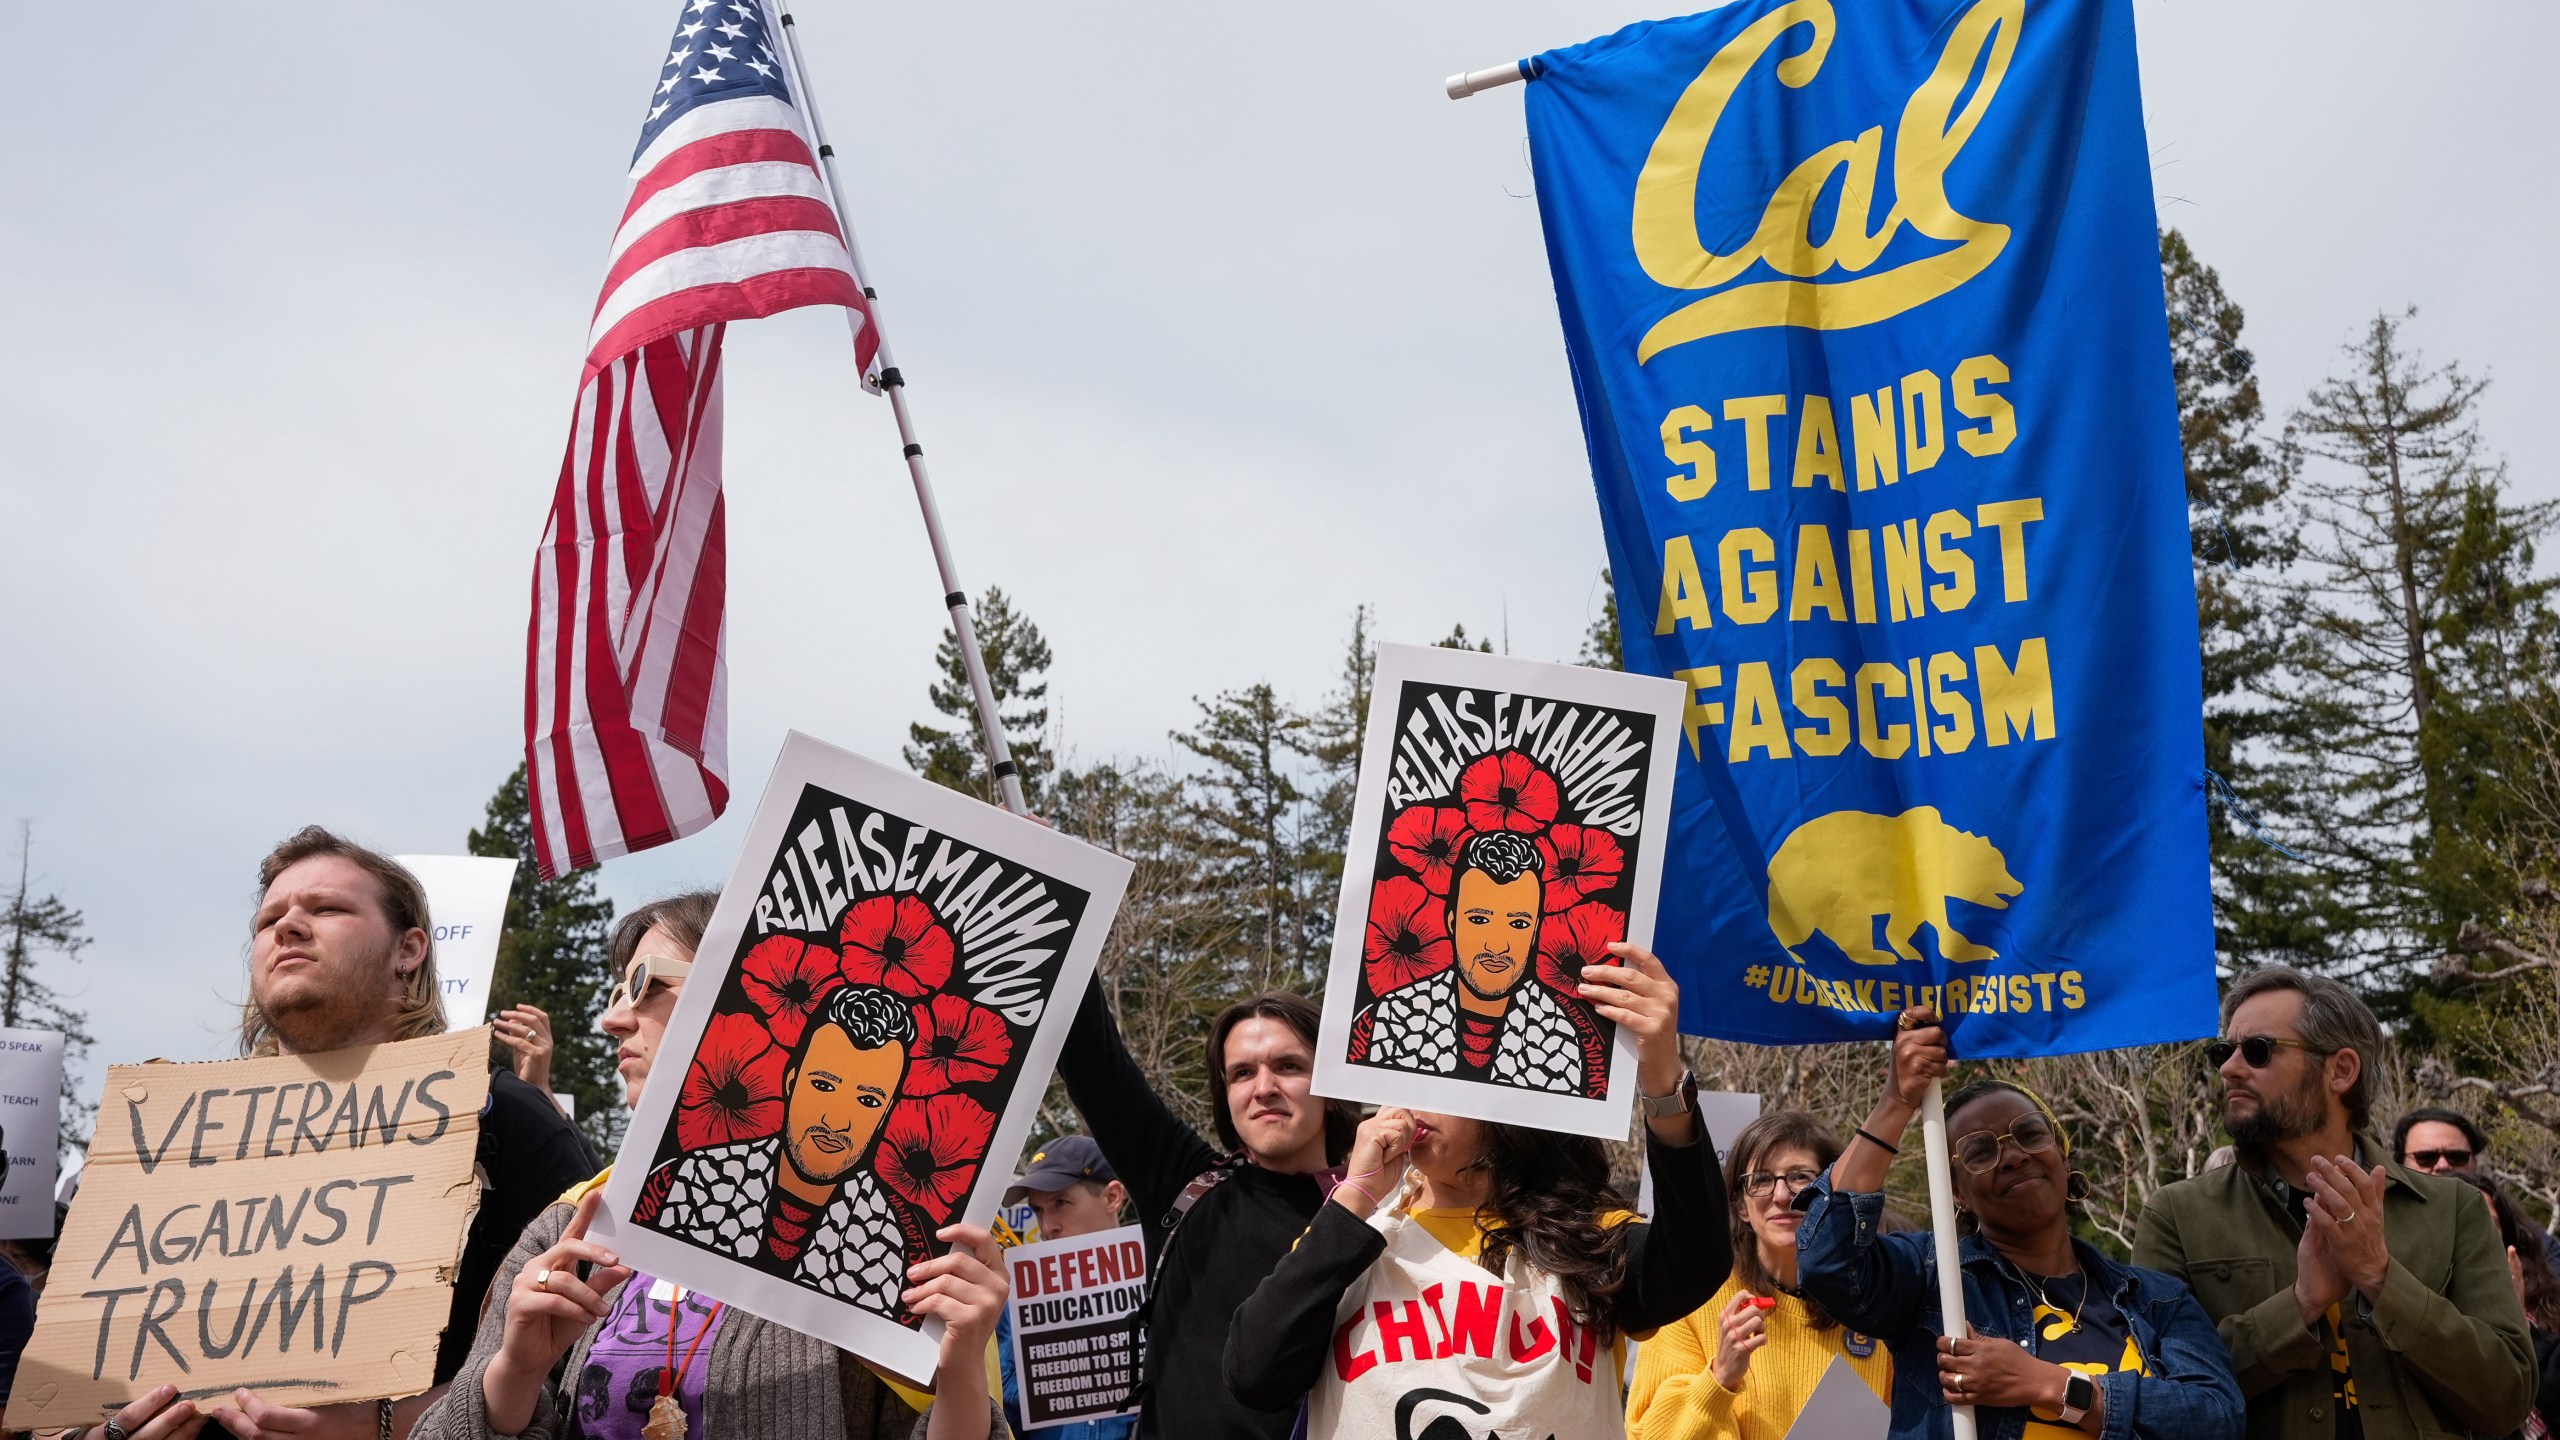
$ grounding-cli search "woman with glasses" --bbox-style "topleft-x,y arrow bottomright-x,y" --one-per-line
416,892 -> 1012,1440
1794,1006 -> 2243,1440
1628,1111 -> 1891,1439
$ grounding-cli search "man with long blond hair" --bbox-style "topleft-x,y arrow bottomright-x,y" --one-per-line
147,827 -> 599,1440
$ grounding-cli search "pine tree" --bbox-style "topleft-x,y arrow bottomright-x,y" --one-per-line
1300,609 -> 1377,963
1174,685 -> 1316,994
2274,310 -> 2558,976
905,587 -> 1053,807
468,767 -> 622,1149
2,826 -> 96,1155
1435,623 -> 1493,653
2159,228 -> 2350,967
1580,568 -> 1624,671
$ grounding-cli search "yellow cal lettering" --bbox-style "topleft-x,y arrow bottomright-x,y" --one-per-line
1719,527 -> 1780,624
1661,405 -> 1717,501
1656,535 -> 1715,634
1728,662 -> 1794,761
1629,0 -> 2022,360
1953,354 -> 2017,456
1723,394 -> 1789,490
1880,519 -> 1926,621
1976,637 -> 2055,745
1846,528 -> 1880,624
1901,369 -> 1945,473
1675,666 -> 1726,761
1791,658 -> 1851,756
1975,497 -> 2043,601
1926,651 -> 1975,753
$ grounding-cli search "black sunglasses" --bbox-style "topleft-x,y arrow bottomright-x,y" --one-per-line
2408,1148 -> 2474,1169
2205,1034 -> 2328,1069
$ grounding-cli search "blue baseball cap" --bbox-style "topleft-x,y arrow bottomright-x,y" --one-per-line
1004,1135 -> 1118,1204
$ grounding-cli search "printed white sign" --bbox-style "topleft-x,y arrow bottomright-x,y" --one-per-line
396,855 -> 520,1031
1003,1224 -> 1145,1427
0,1028 -> 64,1240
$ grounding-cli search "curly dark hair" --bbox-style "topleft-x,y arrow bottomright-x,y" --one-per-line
810,983 -> 916,1053
1459,831 -> 1544,885
1472,1121 -> 1637,1343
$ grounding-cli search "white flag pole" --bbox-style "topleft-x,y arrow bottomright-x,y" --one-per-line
767,3 -> 1029,815
1920,1078 -> 1980,1440
1444,61 -> 1529,99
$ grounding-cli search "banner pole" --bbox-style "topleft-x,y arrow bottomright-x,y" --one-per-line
768,3 -> 1029,816
1444,61 -> 1528,99
1921,1078 -> 1979,1440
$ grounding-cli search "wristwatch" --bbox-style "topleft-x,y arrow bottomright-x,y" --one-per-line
1638,1069 -> 1697,1120
2056,1371 -> 2097,1425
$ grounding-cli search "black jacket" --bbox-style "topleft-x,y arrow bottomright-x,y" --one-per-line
1058,980 -> 1322,1440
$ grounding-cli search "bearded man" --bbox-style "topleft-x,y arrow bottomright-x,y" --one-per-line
2133,965 -> 2532,1440
1348,831 -> 1604,1095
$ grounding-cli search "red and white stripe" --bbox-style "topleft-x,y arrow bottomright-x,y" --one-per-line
526,67 -> 876,879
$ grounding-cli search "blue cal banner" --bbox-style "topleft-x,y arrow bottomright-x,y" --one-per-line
1523,0 -> 2213,1053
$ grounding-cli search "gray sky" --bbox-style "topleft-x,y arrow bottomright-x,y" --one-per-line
5,1 -> 2551,1096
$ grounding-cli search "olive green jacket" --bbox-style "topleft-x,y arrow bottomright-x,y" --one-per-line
2131,1135 -> 2532,1440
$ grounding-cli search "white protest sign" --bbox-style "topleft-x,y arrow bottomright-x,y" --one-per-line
1003,1224 -> 1144,1427
395,855 -> 518,1031
0,1028 -> 65,1240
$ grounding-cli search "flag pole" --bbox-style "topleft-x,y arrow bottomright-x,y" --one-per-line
1920,1078 -> 1980,1440
768,2 -> 1030,816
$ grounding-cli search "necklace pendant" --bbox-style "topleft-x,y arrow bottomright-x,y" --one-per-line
643,1395 -> 688,1440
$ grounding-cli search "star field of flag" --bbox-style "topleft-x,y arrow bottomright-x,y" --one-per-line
636,0 -> 791,161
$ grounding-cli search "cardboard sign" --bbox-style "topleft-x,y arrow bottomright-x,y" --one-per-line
3,1030 -> 492,1429
0,1027 -> 66,1240
1003,1225 -> 1144,1427
395,855 -> 519,1031
1315,645 -> 1686,1138
599,732 -> 1133,1384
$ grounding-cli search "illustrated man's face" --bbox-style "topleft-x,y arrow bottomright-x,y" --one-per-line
1452,866 -> 1540,1004
783,1022 -> 907,1188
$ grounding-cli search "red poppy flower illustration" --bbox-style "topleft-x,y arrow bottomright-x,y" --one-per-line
838,894 -> 955,999
738,935 -> 846,1050
907,993 -> 1014,1096
1386,804 -> 1474,896
1535,824 -> 1626,911
1536,901 -> 1626,1000
677,1011 -> 787,1149
1458,750 -> 1560,835
876,1091 -> 996,1223
1363,875 -> 1453,996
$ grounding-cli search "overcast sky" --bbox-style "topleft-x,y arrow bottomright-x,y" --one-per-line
6,1 -> 2551,1098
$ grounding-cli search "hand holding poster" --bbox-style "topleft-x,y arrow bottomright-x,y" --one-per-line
1315,645 -> 1685,1138
1520,0 -> 2216,1055
0,1026 -> 67,1241
3,1030 -> 492,1429
599,732 -> 1132,1384
1003,1224 -> 1145,1428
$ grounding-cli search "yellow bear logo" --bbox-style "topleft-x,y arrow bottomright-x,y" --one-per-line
1765,807 -> 2022,967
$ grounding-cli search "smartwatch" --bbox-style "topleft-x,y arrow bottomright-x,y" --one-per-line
2057,1371 -> 2097,1425
1638,1069 -> 1697,1121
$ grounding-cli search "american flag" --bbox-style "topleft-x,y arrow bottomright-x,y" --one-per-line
526,0 -> 877,880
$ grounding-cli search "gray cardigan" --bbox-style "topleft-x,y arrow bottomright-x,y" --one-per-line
413,1201 -> 1006,1440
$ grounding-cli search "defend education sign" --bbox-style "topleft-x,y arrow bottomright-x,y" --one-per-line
5,1030 -> 490,1429
1003,1224 -> 1144,1428
1522,0 -> 2216,1054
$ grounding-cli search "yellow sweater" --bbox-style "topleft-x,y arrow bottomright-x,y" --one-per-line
1628,1275 -> 1892,1440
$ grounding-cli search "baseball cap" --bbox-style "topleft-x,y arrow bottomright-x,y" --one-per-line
1003,1135 -> 1117,1205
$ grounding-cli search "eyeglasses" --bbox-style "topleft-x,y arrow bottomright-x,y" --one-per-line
1952,1113 -> 2059,1174
1742,1168 -> 1821,1199
2205,1034 -> 2328,1070
607,952 -> 692,1010
2408,1148 -> 2474,1169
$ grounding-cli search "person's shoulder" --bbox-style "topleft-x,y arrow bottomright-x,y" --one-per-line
2144,1161 -> 2245,1213
481,1068 -> 597,1174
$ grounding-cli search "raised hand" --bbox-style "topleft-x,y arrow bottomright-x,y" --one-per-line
493,1004 -> 556,1091
1889,1007 -> 1950,1109
2304,1154 -> 2390,1300
482,1188 -> 632,1434
1334,1108 -> 1416,1216
909,1224 -> 1009,1369
1709,1290 -> 1772,1389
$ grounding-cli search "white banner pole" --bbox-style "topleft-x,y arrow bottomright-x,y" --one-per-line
1920,1078 -> 1979,1440
1445,62 -> 1528,99
766,2 -> 1029,815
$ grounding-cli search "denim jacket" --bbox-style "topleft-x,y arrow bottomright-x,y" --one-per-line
1795,1176 -> 2245,1440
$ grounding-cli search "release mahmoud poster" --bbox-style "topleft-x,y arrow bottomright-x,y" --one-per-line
1314,645 -> 1684,1139
597,733 -> 1132,1383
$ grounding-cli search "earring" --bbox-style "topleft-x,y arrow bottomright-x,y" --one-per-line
2065,1171 -> 2091,1202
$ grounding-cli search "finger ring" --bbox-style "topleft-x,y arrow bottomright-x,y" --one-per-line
1951,1373 -> 1966,1391
105,1422 -> 131,1440
533,1268 -> 552,1290
2337,1208 -> 2355,1224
